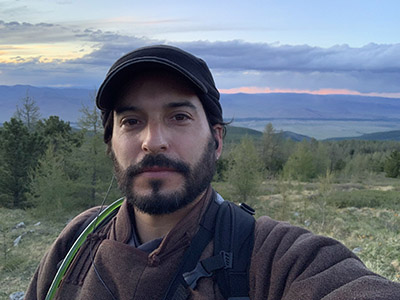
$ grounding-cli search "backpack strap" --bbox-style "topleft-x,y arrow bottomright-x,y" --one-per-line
213,200 -> 255,299
165,192 -> 255,300
162,194 -> 222,300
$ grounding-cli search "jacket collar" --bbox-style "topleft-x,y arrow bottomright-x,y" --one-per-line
110,186 -> 214,248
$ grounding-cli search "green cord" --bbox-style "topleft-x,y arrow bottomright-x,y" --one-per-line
45,198 -> 124,300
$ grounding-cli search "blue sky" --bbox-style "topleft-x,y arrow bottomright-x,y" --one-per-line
1,0 -> 400,97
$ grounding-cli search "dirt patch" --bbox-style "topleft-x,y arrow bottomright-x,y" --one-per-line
371,186 -> 394,191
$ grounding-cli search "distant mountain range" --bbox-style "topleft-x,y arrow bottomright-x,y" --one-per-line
220,93 -> 400,120
0,85 -> 94,124
1,85 -> 400,140
224,126 -> 311,143
226,126 -> 400,142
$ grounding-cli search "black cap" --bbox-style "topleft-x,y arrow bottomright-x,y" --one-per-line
96,45 -> 222,131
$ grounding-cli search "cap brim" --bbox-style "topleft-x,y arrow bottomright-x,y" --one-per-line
96,58 -> 208,111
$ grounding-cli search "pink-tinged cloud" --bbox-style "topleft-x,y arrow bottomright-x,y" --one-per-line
219,87 -> 400,99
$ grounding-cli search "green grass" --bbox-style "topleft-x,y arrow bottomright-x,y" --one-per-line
0,207 -> 75,298
245,179 -> 400,282
326,189 -> 400,209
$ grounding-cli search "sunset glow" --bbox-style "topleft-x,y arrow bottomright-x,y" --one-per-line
0,43 -> 95,64
219,87 -> 400,99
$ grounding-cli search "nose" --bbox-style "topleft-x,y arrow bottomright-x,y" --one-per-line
141,121 -> 168,154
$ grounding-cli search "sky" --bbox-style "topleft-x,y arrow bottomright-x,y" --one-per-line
1,0 -> 400,98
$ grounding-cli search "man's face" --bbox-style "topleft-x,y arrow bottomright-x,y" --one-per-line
111,70 -> 223,215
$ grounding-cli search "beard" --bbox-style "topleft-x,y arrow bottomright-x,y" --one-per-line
112,136 -> 216,215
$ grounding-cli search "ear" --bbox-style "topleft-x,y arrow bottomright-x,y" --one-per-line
212,124 -> 223,159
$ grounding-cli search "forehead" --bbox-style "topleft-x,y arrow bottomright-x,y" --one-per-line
115,69 -> 204,109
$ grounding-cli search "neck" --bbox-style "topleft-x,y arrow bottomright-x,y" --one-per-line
133,191 -> 207,244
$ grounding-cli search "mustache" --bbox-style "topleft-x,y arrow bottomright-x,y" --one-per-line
124,154 -> 190,178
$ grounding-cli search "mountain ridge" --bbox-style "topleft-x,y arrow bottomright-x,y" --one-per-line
225,126 -> 400,142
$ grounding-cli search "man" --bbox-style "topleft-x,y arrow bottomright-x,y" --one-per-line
26,45 -> 400,299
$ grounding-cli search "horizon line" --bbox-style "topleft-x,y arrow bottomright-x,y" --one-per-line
219,87 -> 400,99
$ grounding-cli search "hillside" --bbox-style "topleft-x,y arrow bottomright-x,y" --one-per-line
225,126 -> 311,143
326,130 -> 400,141
224,126 -> 263,144
226,126 -> 400,143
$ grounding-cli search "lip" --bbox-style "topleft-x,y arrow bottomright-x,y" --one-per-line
139,167 -> 179,178
141,166 -> 177,172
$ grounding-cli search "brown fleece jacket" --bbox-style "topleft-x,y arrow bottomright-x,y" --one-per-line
25,188 -> 400,300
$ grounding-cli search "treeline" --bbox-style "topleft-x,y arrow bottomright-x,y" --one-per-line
219,123 -> 400,201
0,96 -> 120,217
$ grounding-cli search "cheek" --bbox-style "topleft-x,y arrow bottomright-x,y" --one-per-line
175,141 -> 197,161
173,132 -> 211,163
111,137 -> 140,167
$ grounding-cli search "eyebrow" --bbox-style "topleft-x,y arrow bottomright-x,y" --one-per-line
165,101 -> 197,110
115,105 -> 139,115
114,101 -> 198,115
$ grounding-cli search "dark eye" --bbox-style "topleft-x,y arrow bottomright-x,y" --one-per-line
122,118 -> 140,127
173,114 -> 188,121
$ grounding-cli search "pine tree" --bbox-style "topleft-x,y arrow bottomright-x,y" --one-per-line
283,140 -> 331,181
14,92 -> 41,131
384,150 -> 400,178
283,140 -> 315,181
228,136 -> 262,203
261,123 -> 286,175
27,145 -> 77,218
76,102 -> 115,206
36,116 -> 83,153
0,119 -> 41,208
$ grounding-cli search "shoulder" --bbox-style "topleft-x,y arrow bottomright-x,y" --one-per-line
250,216 -> 400,299
253,216 -> 351,261
253,216 -> 310,250
252,216 -> 368,287
43,206 -> 103,266
56,206 -> 102,250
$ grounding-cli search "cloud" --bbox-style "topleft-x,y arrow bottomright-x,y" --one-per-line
1,21 -> 400,95
4,20 -> 398,74
172,41 -> 400,94
0,20 -> 133,49
179,41 -> 400,73
0,21 -> 74,44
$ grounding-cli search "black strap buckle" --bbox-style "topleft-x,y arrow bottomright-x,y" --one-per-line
183,261 -> 212,289
183,251 -> 233,289
220,251 -> 233,269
